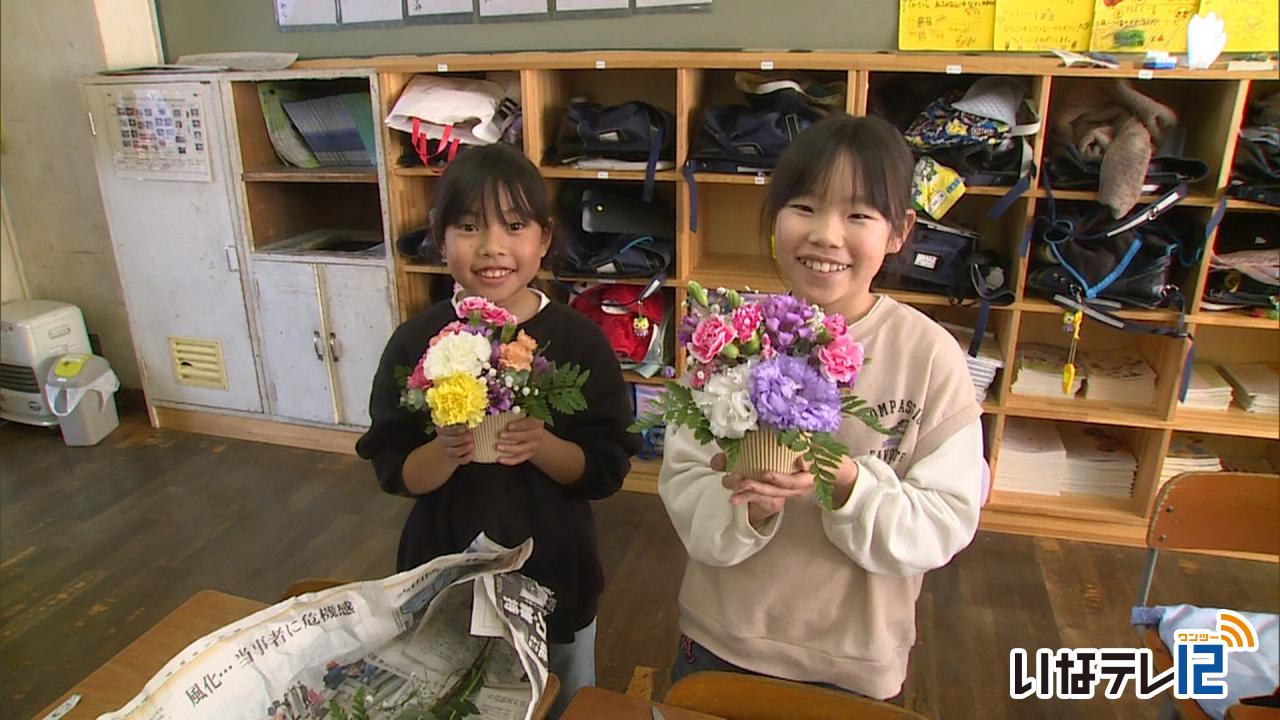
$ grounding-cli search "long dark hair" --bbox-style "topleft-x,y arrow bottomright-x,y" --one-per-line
761,114 -> 915,245
432,143 -> 554,236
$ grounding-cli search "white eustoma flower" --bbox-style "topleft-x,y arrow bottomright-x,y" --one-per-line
423,333 -> 492,381
692,362 -> 758,439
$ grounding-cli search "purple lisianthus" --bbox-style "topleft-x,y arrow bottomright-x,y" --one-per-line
749,355 -> 842,432
760,294 -> 815,353
488,383 -> 515,413
676,312 -> 700,347
531,355 -> 551,376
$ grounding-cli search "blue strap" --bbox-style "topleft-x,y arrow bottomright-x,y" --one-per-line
683,161 -> 700,233
643,115 -> 661,202
1019,224 -> 1034,258
1179,334 -> 1196,403
986,166 -> 1034,222
970,296 -> 992,358
1049,235 -> 1143,299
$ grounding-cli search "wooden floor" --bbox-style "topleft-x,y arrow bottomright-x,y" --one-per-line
1,414 -> 1276,720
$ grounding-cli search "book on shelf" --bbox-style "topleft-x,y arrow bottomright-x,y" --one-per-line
1081,349 -> 1156,406
1179,362 -> 1234,412
1057,423 -> 1136,499
1218,363 -> 1280,414
1219,455 -> 1278,474
1159,433 -> 1224,488
995,417 -> 1068,496
939,321 -> 1004,404
1011,343 -> 1084,398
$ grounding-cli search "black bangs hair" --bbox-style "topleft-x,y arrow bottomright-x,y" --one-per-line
432,143 -> 553,234
761,114 -> 915,244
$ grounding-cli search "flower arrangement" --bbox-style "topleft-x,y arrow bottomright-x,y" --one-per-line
632,283 -> 894,509
398,295 -> 590,461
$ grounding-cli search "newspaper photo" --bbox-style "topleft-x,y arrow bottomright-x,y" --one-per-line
98,534 -> 551,720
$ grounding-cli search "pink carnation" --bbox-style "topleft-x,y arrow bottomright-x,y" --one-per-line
731,303 -> 764,342
688,315 -> 736,364
818,334 -> 865,385
429,321 -> 470,347
457,296 -> 516,327
822,313 -> 848,339
407,358 -> 431,390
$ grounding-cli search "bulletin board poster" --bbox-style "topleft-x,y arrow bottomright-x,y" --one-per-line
993,0 -> 1094,51
106,88 -> 213,182
1088,0 -> 1197,52
1198,0 -> 1279,51
898,0 -> 997,51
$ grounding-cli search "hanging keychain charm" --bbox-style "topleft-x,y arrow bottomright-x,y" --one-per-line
1062,307 -> 1084,396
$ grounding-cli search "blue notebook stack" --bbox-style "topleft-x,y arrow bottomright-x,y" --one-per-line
281,92 -> 376,167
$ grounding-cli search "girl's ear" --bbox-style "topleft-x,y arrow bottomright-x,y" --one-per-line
538,218 -> 555,260
889,209 -> 916,254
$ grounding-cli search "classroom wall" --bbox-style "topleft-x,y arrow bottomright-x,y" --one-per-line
1,190 -> 29,304
156,0 -> 901,60
0,0 -> 159,388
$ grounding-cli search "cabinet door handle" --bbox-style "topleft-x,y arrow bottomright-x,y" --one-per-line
313,331 -> 325,361
328,332 -> 340,362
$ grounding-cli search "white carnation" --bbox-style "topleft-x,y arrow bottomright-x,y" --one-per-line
423,333 -> 491,381
692,362 -> 758,439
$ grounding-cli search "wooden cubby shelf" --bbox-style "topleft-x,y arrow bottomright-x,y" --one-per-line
274,50 -> 1280,548
242,166 -> 378,184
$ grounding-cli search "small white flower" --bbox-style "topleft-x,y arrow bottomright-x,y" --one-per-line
692,362 -> 758,439
504,376 -> 513,387
512,405 -> 521,414
522,387 -> 531,396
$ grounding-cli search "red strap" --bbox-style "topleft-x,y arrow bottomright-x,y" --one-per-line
411,118 -> 430,166
446,137 -> 460,163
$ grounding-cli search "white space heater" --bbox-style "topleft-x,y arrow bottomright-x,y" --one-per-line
0,300 -> 92,426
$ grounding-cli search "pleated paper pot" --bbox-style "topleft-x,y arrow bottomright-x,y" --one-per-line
731,426 -> 802,480
471,410 -> 522,464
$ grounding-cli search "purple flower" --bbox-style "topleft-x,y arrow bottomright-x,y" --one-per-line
531,355 -> 551,376
760,294 -> 815,352
488,382 -> 515,413
676,313 -> 700,347
749,355 -> 842,432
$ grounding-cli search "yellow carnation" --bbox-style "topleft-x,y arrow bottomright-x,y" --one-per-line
426,373 -> 488,428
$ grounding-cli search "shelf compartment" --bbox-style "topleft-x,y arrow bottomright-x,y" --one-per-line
1173,407 -> 1280,440
1191,311 -> 1279,330
622,456 -> 661,494
1225,198 -> 1280,213
1003,395 -> 1167,429
243,183 -> 383,252
243,166 -> 377,183
1018,298 -> 1183,324
985,489 -> 1147,525
1032,188 -> 1221,208
623,370 -> 669,387
538,166 -> 680,182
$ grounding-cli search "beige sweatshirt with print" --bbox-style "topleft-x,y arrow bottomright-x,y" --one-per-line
659,295 -> 985,699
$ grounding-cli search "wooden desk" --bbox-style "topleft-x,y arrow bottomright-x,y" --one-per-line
563,687 -> 724,720
34,590 -> 266,719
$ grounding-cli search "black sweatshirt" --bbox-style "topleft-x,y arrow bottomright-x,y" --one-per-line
356,299 -> 640,642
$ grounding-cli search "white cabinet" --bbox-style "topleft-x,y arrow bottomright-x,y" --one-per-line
82,79 -> 263,413
253,260 -> 392,427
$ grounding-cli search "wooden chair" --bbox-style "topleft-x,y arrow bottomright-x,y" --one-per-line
277,577 -> 560,720
1135,472 -> 1280,720
663,671 -> 929,720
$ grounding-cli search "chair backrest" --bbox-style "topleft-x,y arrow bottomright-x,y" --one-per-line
664,671 -> 929,720
1147,472 -> 1280,556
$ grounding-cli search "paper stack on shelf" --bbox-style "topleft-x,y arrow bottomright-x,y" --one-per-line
257,82 -> 320,168
1081,349 -> 1157,406
995,418 -> 1068,496
1057,424 -> 1137,498
1219,363 -> 1280,413
1011,343 -> 1083,398
940,322 -> 1004,404
1159,433 -> 1224,489
1179,362 -> 1234,411
282,92 -> 376,166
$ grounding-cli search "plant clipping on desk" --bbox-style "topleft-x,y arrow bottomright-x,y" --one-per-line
631,282 -> 896,509
396,294 -> 589,463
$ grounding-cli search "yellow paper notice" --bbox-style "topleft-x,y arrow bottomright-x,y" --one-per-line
1198,0 -> 1279,52
994,0 -> 1095,51
899,0 -> 997,51
1089,0 -> 1198,52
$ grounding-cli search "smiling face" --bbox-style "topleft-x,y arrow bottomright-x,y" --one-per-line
763,116 -> 916,321
431,143 -> 554,320
441,188 -> 551,318
772,155 -> 914,320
